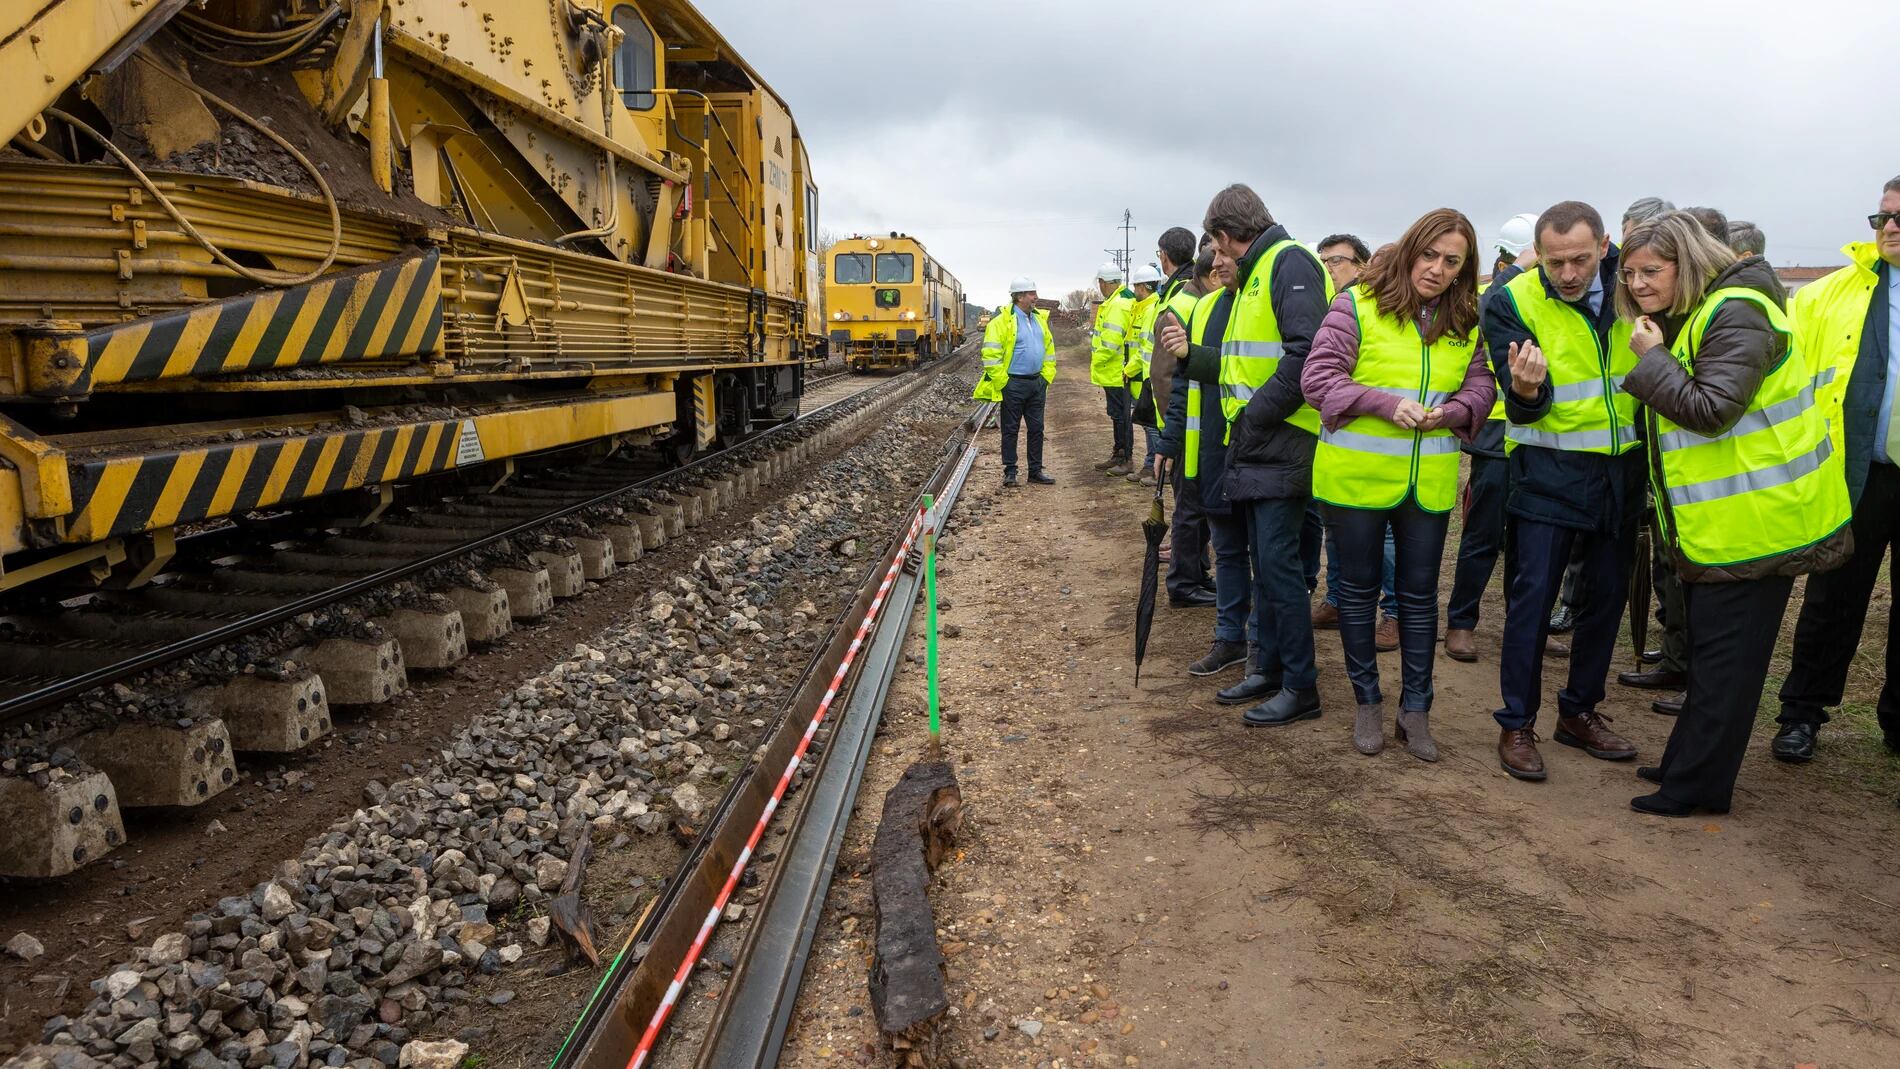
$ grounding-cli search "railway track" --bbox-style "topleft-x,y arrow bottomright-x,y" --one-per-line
0,352 -> 966,879
547,394 -> 993,1069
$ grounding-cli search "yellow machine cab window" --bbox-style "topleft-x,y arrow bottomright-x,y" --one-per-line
874,253 -> 915,284
834,253 -> 873,284
611,5 -> 658,111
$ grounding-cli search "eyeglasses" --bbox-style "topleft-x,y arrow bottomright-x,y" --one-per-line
1870,212 -> 1900,231
1319,254 -> 1361,268
1617,265 -> 1672,285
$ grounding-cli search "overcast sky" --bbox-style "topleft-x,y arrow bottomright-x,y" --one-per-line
698,0 -> 1898,306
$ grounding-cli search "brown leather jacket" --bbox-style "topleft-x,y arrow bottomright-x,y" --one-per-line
1622,256 -> 1853,582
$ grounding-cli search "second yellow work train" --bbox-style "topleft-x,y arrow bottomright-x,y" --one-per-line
824,234 -> 965,371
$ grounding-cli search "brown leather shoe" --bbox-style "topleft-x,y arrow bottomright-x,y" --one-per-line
1311,601 -> 1340,630
1375,616 -> 1400,652
1616,668 -> 1685,690
1651,690 -> 1685,716
1498,727 -> 1547,781
1543,635 -> 1570,658
1556,711 -> 1637,760
1444,628 -> 1477,662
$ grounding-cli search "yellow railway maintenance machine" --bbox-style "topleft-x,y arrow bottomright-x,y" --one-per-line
824,233 -> 963,371
0,0 -> 825,594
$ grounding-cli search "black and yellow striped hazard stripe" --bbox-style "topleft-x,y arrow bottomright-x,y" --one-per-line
65,420 -> 465,543
79,249 -> 444,389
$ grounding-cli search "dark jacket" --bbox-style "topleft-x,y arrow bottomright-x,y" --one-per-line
1623,255 -> 1853,582
1485,246 -> 1647,533
1222,225 -> 1329,502
1462,272 -> 1511,460
1160,288 -> 1238,512
1837,259 -> 1892,506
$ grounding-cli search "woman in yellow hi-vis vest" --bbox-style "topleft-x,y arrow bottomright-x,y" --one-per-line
1303,209 -> 1497,761
1618,212 -> 1852,817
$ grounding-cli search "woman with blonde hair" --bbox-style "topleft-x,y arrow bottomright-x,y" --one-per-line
1618,211 -> 1852,816
1303,209 -> 1497,759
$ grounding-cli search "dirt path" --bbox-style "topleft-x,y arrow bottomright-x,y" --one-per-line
778,346 -> 1900,1069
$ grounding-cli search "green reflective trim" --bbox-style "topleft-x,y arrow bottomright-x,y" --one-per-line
1666,436 -> 1834,507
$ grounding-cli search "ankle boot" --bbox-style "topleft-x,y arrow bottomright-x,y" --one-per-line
1353,703 -> 1384,755
1395,709 -> 1439,762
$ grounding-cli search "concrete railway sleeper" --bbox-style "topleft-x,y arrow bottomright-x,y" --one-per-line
0,350 -> 971,879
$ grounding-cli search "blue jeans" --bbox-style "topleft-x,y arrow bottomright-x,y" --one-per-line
1207,508 -> 1252,644
1304,502 -> 1396,617
1138,424 -> 1160,474
1245,497 -> 1318,691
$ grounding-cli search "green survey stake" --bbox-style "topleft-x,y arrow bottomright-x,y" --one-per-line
924,494 -> 940,746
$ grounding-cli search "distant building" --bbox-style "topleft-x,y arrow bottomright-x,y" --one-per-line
1775,265 -> 1837,294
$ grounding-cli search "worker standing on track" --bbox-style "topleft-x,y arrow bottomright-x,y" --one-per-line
1304,208 -> 1495,761
1160,249 -> 1252,671
1151,228 -> 1217,607
974,277 -> 1057,488
1443,213 -> 1536,663
1486,201 -> 1643,782
1618,211 -> 1851,816
1126,264 -> 1165,485
1771,175 -> 1900,768
1090,264 -> 1138,475
1201,184 -> 1331,727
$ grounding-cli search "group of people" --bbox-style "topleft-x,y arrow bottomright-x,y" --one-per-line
972,173 -> 1900,818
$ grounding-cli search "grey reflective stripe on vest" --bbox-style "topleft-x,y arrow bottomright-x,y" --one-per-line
1505,423 -> 1640,451
1655,375 -> 1822,453
1184,415 -> 1203,431
1220,340 -> 1286,358
1548,374 -> 1628,404
1665,436 -> 1835,507
1368,386 -> 1451,406
1319,428 -> 1460,457
1223,383 -> 1256,403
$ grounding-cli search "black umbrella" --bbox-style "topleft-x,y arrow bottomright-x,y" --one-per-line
1629,508 -> 1653,670
1134,461 -> 1169,685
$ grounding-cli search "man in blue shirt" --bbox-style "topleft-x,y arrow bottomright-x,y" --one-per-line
975,277 -> 1057,487
1774,175 -> 1900,765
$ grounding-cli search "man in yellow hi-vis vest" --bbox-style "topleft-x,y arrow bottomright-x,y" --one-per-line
1089,264 -> 1138,473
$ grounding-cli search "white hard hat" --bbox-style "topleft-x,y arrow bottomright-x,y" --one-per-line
1130,263 -> 1163,286
1008,276 -> 1037,295
1096,262 -> 1124,282
1496,212 -> 1539,256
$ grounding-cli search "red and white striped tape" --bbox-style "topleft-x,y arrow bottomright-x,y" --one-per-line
624,506 -> 928,1069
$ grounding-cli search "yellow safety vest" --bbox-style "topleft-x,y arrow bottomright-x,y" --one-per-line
1147,282 -> 1200,432
1124,292 -> 1159,400
1499,269 -> 1640,454
1220,239 -> 1327,438
972,304 -> 1055,401
1650,287 -> 1850,567
1790,241 -> 1880,450
1312,285 -> 1476,513
1183,288 -> 1226,479
1090,288 -> 1135,387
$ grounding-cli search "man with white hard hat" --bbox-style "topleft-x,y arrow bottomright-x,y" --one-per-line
1443,213 -> 1537,662
974,276 -> 1057,486
1089,263 -> 1138,473
1125,263 -> 1167,483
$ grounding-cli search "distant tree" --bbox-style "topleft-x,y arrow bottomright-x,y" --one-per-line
1061,288 -> 1093,313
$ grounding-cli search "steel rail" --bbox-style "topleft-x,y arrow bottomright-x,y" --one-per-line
0,351 -> 967,728
547,385 -> 992,1069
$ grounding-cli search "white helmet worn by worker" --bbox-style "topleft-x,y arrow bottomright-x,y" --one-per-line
1496,213 -> 1538,257
1130,263 -> 1163,286
1008,276 -> 1037,295
1096,262 -> 1124,283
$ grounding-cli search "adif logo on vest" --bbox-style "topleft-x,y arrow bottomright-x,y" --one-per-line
1248,277 -> 1262,294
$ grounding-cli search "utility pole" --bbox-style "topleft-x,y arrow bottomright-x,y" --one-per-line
1117,209 -> 1136,279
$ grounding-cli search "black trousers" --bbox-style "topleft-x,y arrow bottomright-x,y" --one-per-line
1103,385 -> 1132,457
1446,452 -> 1509,630
1496,516 -> 1635,730
999,375 -> 1046,478
1657,575 -> 1796,809
1329,499 -> 1448,711
1779,461 -> 1900,736
1167,462 -> 1211,599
